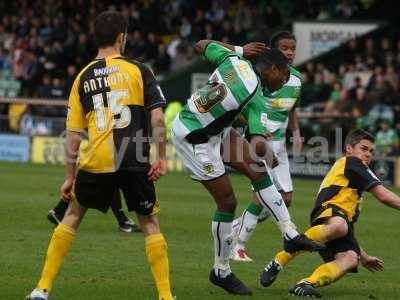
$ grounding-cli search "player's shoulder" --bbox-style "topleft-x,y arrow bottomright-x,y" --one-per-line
228,57 -> 259,93
75,60 -> 103,82
288,66 -> 303,85
343,155 -> 368,175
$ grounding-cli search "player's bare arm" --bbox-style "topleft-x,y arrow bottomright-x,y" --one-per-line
289,109 -> 303,153
61,130 -> 81,201
195,40 -> 268,57
148,107 -> 167,182
370,184 -> 400,209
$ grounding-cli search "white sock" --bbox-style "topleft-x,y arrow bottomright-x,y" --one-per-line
212,220 -> 233,278
237,210 -> 258,245
252,177 -> 298,239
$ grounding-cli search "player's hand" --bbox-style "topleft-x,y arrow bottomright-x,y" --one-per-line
148,159 -> 167,182
361,255 -> 384,272
243,42 -> 268,58
61,177 -> 74,202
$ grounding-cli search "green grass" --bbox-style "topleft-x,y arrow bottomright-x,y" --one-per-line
1,161 -> 400,300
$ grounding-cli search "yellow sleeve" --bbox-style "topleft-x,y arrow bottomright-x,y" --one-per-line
66,77 -> 86,132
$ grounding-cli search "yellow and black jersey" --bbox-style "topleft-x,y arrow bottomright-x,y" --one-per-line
67,54 -> 166,173
312,156 -> 381,223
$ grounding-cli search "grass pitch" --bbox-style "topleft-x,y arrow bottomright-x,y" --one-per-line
1,161 -> 399,300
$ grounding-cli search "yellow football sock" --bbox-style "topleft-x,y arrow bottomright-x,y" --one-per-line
303,261 -> 344,287
304,225 -> 328,243
274,250 -> 296,267
145,233 -> 173,300
274,225 -> 328,267
37,223 -> 75,291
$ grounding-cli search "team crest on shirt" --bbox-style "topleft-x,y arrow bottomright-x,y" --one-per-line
224,69 -> 236,84
203,163 -> 215,174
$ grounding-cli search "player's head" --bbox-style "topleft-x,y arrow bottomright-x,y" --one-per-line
254,48 -> 288,91
270,31 -> 296,65
94,11 -> 128,53
344,129 -> 375,165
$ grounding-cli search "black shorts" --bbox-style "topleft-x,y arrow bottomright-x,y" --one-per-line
311,205 -> 360,272
73,169 -> 159,215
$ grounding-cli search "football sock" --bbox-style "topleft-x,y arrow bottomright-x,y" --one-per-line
37,223 -> 75,291
237,202 -> 262,244
303,261 -> 343,287
274,250 -> 295,267
53,199 -> 68,217
304,225 -> 328,243
212,211 -> 234,278
252,176 -> 298,239
145,233 -> 173,300
110,191 -> 129,226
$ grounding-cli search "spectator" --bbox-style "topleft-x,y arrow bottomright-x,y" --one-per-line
375,119 -> 399,156
153,44 -> 171,74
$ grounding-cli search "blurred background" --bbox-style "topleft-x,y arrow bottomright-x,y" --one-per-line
0,0 -> 399,185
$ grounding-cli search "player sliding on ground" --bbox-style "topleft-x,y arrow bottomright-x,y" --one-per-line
259,129 -> 400,298
230,31 -> 304,262
26,11 -> 173,300
171,40 -> 324,296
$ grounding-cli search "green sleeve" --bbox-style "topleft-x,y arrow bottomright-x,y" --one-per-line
242,94 -> 268,136
204,42 -> 237,66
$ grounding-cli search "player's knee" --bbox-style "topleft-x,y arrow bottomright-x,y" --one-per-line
137,214 -> 160,236
343,251 -> 359,269
329,218 -> 348,238
217,193 -> 237,213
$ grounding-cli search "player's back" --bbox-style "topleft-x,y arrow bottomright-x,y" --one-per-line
313,156 -> 380,222
67,55 -> 165,173
173,42 -> 262,144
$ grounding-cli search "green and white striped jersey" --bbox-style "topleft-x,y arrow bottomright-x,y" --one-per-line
245,67 -> 302,140
173,42 -> 266,144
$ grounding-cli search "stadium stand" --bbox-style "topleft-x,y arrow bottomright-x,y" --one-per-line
0,0 -> 399,153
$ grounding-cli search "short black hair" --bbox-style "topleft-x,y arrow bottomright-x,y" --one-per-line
94,11 -> 128,48
344,129 -> 375,148
254,48 -> 288,71
270,31 -> 296,48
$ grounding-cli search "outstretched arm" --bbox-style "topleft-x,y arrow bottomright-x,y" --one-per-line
370,184 -> 400,209
195,40 -> 268,58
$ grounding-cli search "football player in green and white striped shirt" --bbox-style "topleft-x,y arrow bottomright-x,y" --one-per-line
231,32 -> 305,262
171,40 -> 324,296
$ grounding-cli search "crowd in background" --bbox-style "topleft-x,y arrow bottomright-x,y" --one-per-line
299,34 -> 400,155
0,0 -> 398,155
0,0 -> 371,98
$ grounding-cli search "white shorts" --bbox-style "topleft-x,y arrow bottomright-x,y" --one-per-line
267,139 -> 293,193
171,128 -> 230,181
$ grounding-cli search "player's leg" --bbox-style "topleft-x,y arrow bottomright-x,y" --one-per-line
202,174 -> 252,295
47,199 -> 68,225
121,171 -> 173,300
232,139 -> 294,261
136,213 -> 174,300
27,199 -> 87,300
171,129 -> 252,295
260,213 -> 350,287
223,129 -> 323,253
110,190 -> 141,233
289,242 -> 359,299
